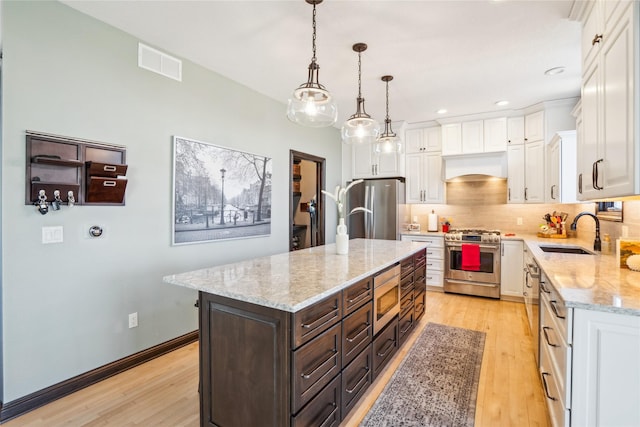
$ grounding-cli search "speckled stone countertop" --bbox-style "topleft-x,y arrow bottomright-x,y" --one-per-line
504,233 -> 640,316
163,239 -> 427,313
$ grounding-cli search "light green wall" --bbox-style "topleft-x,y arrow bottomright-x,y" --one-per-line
1,1 -> 341,402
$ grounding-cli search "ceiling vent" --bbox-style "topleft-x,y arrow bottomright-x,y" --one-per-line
138,43 -> 182,82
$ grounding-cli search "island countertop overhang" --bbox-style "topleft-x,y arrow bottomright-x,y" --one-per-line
163,238 -> 427,312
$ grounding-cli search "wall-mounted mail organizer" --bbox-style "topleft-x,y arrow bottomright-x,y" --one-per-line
26,131 -> 128,211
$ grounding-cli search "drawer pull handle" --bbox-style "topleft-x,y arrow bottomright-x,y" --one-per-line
400,320 -> 413,334
592,33 -> 603,45
541,372 -> 557,401
540,282 -> 551,294
549,300 -> 565,319
301,349 -> 337,379
542,326 -> 558,347
345,367 -> 370,394
103,165 -> 117,172
377,339 -> 395,358
345,322 -> 370,343
102,181 -> 117,187
318,403 -> 338,427
426,276 -> 433,280
401,298 -> 413,311
347,289 -> 370,306
301,306 -> 338,330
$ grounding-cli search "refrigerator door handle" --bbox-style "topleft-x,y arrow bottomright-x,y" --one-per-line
364,185 -> 370,239
370,186 -> 375,239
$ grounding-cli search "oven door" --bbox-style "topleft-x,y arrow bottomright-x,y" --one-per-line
445,243 -> 500,284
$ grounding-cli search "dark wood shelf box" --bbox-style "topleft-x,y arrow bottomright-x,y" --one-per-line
86,161 -> 128,178
85,177 -> 128,204
31,156 -> 84,167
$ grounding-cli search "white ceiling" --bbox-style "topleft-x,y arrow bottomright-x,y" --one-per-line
61,0 -> 582,127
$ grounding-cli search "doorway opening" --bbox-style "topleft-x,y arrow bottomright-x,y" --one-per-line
290,150 -> 325,251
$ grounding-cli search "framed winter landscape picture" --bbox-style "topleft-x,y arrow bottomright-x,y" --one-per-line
172,136 -> 272,245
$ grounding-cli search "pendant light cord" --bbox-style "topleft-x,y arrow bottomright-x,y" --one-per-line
357,50 -> 362,99
385,79 -> 390,121
311,3 -> 317,63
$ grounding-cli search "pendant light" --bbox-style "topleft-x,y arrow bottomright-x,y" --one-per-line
375,75 -> 402,154
341,43 -> 379,144
286,0 -> 337,128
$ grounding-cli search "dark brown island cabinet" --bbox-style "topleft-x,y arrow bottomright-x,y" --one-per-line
198,248 -> 426,427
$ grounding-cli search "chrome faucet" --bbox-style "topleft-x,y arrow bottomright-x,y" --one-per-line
570,212 -> 601,251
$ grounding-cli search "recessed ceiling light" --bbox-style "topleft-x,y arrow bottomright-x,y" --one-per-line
436,108 -> 447,114
495,100 -> 509,107
544,66 -> 565,76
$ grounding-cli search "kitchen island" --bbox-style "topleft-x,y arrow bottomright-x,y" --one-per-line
164,239 -> 427,427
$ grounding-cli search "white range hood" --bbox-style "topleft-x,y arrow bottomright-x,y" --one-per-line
443,152 -> 508,181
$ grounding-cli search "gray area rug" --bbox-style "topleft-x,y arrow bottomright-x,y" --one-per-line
360,322 -> 486,427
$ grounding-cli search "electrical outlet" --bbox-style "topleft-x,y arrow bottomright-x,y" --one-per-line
128,312 -> 138,328
516,217 -> 523,225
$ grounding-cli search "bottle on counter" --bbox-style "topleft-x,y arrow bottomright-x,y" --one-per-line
602,233 -> 611,254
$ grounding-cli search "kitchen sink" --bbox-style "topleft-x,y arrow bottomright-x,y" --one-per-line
539,245 -> 594,255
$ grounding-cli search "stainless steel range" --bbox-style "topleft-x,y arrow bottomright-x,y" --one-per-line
444,228 -> 501,299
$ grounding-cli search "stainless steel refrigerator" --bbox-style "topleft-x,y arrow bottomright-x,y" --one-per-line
347,178 -> 406,240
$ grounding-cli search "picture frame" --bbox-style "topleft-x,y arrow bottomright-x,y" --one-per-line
172,136 -> 272,245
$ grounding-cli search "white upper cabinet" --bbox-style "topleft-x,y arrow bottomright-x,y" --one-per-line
484,117 -> 508,152
524,110 -> 545,143
577,0 -> 639,199
462,120 -> 484,154
507,116 -> 525,145
507,144 -> 525,203
405,127 -> 441,153
405,151 -> 444,204
507,141 -> 545,204
547,131 -> 578,203
441,123 -> 462,156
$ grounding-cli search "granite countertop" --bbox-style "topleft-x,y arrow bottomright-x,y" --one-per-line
506,233 -> 640,316
163,239 -> 427,313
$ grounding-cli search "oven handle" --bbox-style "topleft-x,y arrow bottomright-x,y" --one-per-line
446,243 -> 499,250
445,278 -> 499,288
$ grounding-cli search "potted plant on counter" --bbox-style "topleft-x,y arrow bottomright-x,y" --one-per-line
322,180 -> 371,254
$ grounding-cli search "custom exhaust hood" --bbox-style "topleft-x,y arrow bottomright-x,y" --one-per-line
443,152 -> 508,181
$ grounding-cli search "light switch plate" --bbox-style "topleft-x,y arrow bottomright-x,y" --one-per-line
42,226 -> 63,244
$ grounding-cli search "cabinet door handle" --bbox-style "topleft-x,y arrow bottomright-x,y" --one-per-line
372,165 -> 375,175
542,326 -> 559,347
345,322 -> 370,343
594,158 -> 604,190
345,367 -> 370,394
103,165 -> 117,172
301,349 -> 337,379
549,300 -> 566,319
102,181 -> 117,187
541,373 -> 557,401
508,188 -> 511,201
376,338 -> 395,358
524,187 -> 528,201
540,282 -> 551,294
551,184 -> 556,200
592,33 -> 603,45
578,173 -> 583,194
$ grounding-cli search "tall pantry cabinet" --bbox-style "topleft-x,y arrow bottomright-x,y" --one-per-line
575,0 -> 639,199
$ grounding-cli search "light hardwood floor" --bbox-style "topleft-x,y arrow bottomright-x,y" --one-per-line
3,291 -> 549,427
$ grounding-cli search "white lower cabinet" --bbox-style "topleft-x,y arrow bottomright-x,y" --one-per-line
571,308 -> 640,427
539,278 -> 640,427
500,240 -> 523,300
400,235 -> 444,289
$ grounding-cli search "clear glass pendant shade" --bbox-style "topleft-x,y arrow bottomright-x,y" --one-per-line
341,98 -> 380,144
286,0 -> 337,128
376,76 -> 403,153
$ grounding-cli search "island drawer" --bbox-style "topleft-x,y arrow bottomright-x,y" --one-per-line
414,264 -> 426,286
400,271 -> 415,299
342,276 -> 372,316
414,290 -> 426,320
292,322 -> 342,414
414,249 -> 427,269
372,317 -> 398,380
341,345 -> 372,418
400,255 -> 414,278
398,309 -> 415,346
400,289 -> 415,318
293,294 -> 342,349
292,374 -> 341,427
342,303 -> 372,368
